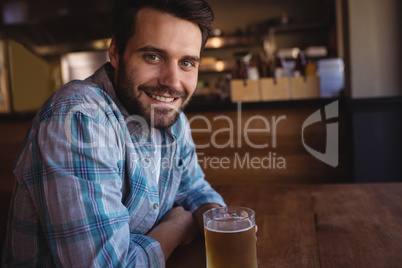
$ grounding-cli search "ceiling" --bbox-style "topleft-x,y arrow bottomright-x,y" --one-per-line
0,0 -> 335,61
0,0 -> 114,60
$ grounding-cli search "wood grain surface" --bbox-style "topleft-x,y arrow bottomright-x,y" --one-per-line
186,108 -> 348,185
167,183 -> 402,268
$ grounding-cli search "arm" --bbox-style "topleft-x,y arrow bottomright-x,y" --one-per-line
19,105 -> 165,267
173,114 -> 226,227
147,204 -> 220,260
148,206 -> 199,259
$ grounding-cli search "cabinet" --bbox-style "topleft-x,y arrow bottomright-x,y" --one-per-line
265,23 -> 332,59
196,22 -> 335,102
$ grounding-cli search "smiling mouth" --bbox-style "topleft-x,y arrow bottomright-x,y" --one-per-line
146,92 -> 176,103
152,94 -> 175,103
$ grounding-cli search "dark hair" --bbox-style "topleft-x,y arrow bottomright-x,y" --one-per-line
112,0 -> 214,55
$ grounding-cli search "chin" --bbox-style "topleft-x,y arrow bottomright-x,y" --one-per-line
152,109 -> 181,129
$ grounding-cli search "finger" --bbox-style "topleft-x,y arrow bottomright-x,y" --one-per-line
239,210 -> 249,218
224,211 -> 249,218
255,225 -> 258,242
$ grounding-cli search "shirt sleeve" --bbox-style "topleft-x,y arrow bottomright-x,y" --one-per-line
173,114 -> 226,213
8,104 -> 165,267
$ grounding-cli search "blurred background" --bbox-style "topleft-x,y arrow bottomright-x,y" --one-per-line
0,0 -> 401,199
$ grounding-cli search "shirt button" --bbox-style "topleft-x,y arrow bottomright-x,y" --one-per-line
153,203 -> 159,209
145,156 -> 151,163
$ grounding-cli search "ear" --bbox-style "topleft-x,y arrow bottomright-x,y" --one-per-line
109,36 -> 119,68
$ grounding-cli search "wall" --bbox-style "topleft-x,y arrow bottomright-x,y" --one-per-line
186,104 -> 348,186
349,100 -> 402,182
7,40 -> 53,112
344,0 -> 402,182
209,0 -> 332,35
348,0 -> 402,98
209,0 -> 402,99
0,119 -> 31,236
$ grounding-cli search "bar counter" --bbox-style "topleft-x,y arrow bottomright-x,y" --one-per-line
167,183 -> 402,267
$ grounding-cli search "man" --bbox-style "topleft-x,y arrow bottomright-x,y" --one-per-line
2,0 -> 225,267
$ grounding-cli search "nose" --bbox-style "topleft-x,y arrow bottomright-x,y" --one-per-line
158,61 -> 181,91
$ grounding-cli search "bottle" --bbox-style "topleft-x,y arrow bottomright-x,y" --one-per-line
274,55 -> 286,79
305,60 -> 317,77
293,51 -> 306,77
258,51 -> 270,78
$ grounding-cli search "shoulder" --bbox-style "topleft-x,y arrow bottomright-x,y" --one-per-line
38,80 -> 117,122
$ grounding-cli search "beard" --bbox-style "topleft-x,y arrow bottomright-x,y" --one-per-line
114,60 -> 192,129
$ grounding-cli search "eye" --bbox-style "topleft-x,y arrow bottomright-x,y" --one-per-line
144,54 -> 160,62
180,60 -> 195,68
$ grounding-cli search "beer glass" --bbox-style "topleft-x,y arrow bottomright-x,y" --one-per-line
203,206 -> 257,268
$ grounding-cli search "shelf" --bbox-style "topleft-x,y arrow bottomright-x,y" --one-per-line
204,35 -> 259,50
199,60 -> 234,73
268,23 -> 329,34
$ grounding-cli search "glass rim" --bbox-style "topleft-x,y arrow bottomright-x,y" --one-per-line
203,206 -> 255,222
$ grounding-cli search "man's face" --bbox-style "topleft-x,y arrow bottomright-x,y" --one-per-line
109,7 -> 202,129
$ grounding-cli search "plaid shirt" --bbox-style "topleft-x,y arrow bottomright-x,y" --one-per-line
2,63 -> 225,267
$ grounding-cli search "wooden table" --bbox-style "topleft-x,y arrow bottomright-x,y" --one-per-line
166,183 -> 402,267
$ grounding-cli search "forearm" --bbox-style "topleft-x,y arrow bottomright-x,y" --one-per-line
147,206 -> 199,261
147,221 -> 185,260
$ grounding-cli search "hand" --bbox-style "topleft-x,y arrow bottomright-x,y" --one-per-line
223,210 -> 258,241
255,224 -> 258,242
159,206 -> 199,245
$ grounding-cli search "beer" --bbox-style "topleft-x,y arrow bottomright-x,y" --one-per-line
204,216 -> 257,268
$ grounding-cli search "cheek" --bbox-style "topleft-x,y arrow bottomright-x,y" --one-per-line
183,73 -> 199,95
123,55 -> 157,84
129,65 -> 158,86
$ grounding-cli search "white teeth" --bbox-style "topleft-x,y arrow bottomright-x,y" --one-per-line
151,94 -> 175,103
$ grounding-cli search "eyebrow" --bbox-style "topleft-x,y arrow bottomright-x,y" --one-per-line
138,45 -> 201,63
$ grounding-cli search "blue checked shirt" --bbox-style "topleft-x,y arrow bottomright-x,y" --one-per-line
2,63 -> 225,267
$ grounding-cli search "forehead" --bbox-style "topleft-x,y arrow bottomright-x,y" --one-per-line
128,7 -> 202,56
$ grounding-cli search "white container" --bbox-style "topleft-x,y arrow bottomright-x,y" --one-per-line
316,58 -> 345,98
